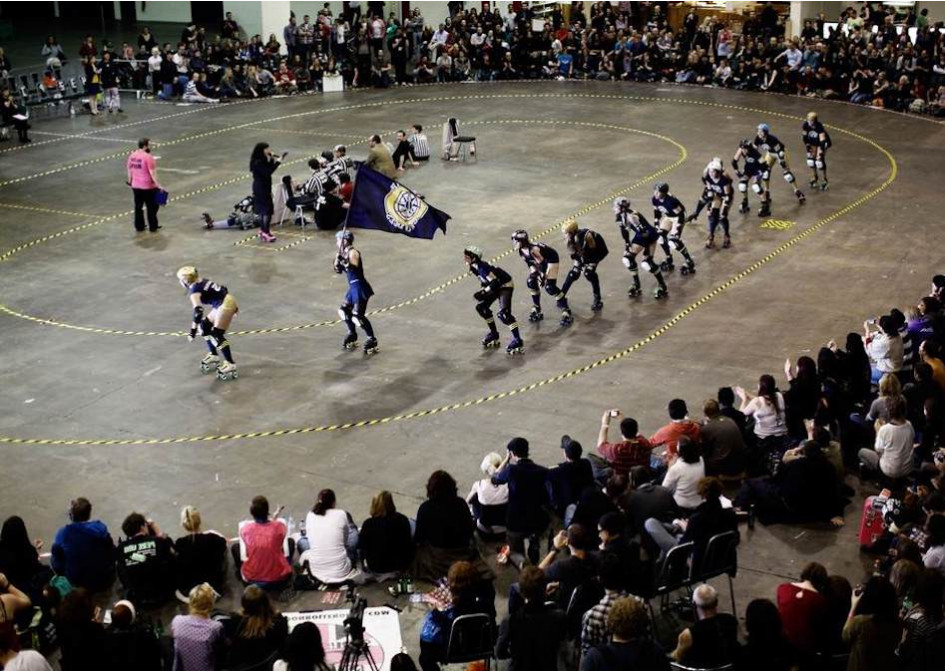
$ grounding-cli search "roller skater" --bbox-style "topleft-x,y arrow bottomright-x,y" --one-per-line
613,197 -> 668,299
200,196 -> 259,230
651,182 -> 695,275
802,111 -> 831,191
464,246 -> 524,355
334,230 -> 378,354
754,123 -> 805,204
692,158 -> 735,249
511,230 -> 573,326
561,219 -> 609,311
176,266 -> 239,381
732,139 -> 772,218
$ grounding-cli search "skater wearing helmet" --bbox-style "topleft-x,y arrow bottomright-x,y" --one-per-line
560,219 -> 609,312
732,138 -> 772,218
651,182 -> 695,275
464,246 -> 524,355
754,123 -> 805,204
802,111 -> 831,191
334,229 -> 378,354
176,267 -> 239,380
510,230 -> 573,326
613,197 -> 668,299
689,158 -> 734,249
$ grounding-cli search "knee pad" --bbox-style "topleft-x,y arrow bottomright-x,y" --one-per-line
640,257 -> 656,273
543,279 -> 560,296
815,159 -> 824,169
526,275 -> 539,293
806,157 -> 815,168
351,316 -> 362,328
622,252 -> 637,270
582,264 -> 597,279
475,302 -> 492,319
496,308 -> 513,325
670,236 -> 685,251
738,179 -> 748,193
199,318 -> 214,337
777,149 -> 785,161
751,182 -> 763,195
761,169 -> 771,181
783,171 -> 795,183
566,267 -> 581,283
210,327 -> 228,348
338,306 -> 352,321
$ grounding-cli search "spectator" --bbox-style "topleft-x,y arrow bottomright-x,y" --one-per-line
172,583 -> 226,671
671,584 -> 740,668
924,515 -> 945,575
358,490 -> 413,578
250,142 -> 283,243
365,134 -> 397,178
717,386 -> 747,432
859,395 -> 915,479
737,598 -> 797,670
736,374 -> 789,468
548,436 -> 595,520
496,566 -> 568,670
649,398 -> 702,457
174,505 -> 228,598
273,621 -> 329,671
624,478 -> 677,539
235,495 -> 293,588
225,585 -> 289,669
699,398 -> 746,476
897,569 -> 944,667
775,561 -> 830,658
0,624 -> 52,670
0,572 -> 30,628
596,511 -> 645,596
299,489 -> 361,584
413,470 -> 478,581
595,410 -> 652,482
391,129 -> 414,171
580,596 -> 669,670
492,438 -> 551,567
57,588 -> 107,670
466,453 -> 509,537
103,599 -> 163,670
126,138 -> 163,233
919,339 -> 945,392
537,524 -> 601,614
661,436 -> 705,512
579,553 -> 635,654
842,576 -> 901,670
0,516 -> 49,600
116,512 -> 175,606
50,497 -> 115,592
865,315 -> 904,383
784,355 -> 820,439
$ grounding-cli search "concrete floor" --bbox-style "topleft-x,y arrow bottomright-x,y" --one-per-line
2,80 -> 942,659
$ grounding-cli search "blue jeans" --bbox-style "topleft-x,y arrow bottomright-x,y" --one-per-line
644,518 -> 681,557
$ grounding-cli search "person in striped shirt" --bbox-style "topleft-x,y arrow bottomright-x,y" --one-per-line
327,144 -> 354,179
409,124 -> 430,161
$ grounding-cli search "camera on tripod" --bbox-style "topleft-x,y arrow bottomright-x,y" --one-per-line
340,586 -> 376,671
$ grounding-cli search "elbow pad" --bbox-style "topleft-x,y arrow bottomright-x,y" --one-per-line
192,305 -> 204,323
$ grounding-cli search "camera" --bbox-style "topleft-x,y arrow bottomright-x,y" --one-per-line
343,586 -> 368,646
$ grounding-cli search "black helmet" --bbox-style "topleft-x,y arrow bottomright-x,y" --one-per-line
654,182 -> 669,194
511,230 -> 530,244
739,138 -> 752,149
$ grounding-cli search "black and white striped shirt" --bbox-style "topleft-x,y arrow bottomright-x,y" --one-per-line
326,156 -> 353,179
303,170 -> 331,196
409,133 -> 430,159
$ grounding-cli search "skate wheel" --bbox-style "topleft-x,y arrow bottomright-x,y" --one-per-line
680,267 -> 690,276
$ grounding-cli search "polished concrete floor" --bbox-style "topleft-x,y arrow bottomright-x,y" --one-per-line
2,80 -> 941,656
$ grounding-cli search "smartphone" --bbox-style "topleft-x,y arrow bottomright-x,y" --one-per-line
610,410 -> 619,417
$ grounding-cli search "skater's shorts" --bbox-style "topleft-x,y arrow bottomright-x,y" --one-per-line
762,152 -> 778,168
345,281 -> 374,305
630,233 -> 658,249
219,294 -> 239,314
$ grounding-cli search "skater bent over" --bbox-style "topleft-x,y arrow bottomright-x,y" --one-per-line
690,158 -> 735,249
732,139 -> 772,218
334,230 -> 378,354
561,219 -> 609,312
177,267 -> 239,380
614,197 -> 668,299
464,246 -> 524,355
510,230 -> 573,326
754,123 -> 805,203
651,182 -> 696,275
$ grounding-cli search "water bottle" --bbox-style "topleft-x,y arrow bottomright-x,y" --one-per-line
69,103 -> 75,118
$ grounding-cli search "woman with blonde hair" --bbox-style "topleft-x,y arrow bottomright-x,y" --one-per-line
466,452 -> 509,536
358,490 -> 413,579
173,505 -> 227,599
171,583 -> 225,670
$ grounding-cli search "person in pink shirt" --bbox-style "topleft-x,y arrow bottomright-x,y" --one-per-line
234,496 -> 293,589
126,137 -> 163,232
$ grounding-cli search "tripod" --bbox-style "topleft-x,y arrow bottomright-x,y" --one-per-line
338,628 -> 378,671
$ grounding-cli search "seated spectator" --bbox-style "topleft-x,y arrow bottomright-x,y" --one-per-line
357,490 -> 413,579
865,315 -> 904,384
492,438 -> 550,567
274,62 -> 298,94
172,583 -> 226,671
923,514 -> 945,575
737,598 -> 797,670
649,399 -> 702,458
717,386 -> 748,433
225,585 -> 289,669
859,395 -> 915,479
898,569 -> 944,667
57,588 -> 107,670
596,511 -> 645,596
299,489 -> 361,584
273,621 -> 328,671
784,355 -> 820,439
0,572 -> 30,628
842,576 -> 900,670
50,497 -> 115,592
0,516 -> 50,601
580,596 -> 669,670
537,524 -> 601,615
625,479 -> 678,540
570,476 -> 622,532
661,436 -> 705,512
466,453 -> 509,537
234,495 -> 293,588
919,339 -> 945,392
0,624 -> 52,669
775,562 -> 830,659
671,584 -> 740,668
496,566 -> 567,670
117,512 -> 175,606
548,436 -> 595,520
414,471 -> 478,581
580,553 -> 635,655
183,72 -> 220,103
594,410 -> 652,483
174,505 -> 227,598
103,599 -> 163,670
418,560 -> 495,671
699,399 -> 746,476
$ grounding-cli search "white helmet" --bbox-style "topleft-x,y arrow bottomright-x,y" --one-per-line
612,196 -> 631,214
707,158 -> 723,174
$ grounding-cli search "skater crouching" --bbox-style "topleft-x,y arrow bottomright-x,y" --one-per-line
176,267 -> 239,380
464,246 -> 524,355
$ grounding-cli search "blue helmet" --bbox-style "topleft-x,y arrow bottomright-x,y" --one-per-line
757,123 -> 770,134
336,230 -> 354,244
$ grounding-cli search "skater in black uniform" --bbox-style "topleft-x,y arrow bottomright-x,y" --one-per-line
510,230 -> 573,326
464,246 -> 524,355
560,219 -> 609,312
732,138 -> 772,218
334,230 -> 378,354
614,197 -> 668,299
754,123 -> 805,204
688,158 -> 735,249
802,111 -> 831,191
176,266 -> 239,381
651,182 -> 696,275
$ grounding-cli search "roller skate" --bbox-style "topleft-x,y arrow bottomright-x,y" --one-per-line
653,285 -> 668,299
627,282 -> 642,298
559,309 -> 573,326
820,180 -> 828,191
342,333 -> 359,350
680,261 -> 696,276
590,296 -> 604,312
722,234 -> 732,249
660,257 -> 675,273
482,332 -> 501,349
809,177 -> 817,188
738,200 -> 750,214
757,202 -> 771,218
506,337 -> 524,356
216,361 -> 238,381
705,235 -> 715,250
200,353 -> 220,373
528,306 -> 544,323
201,213 -> 214,230
363,337 -> 379,355
796,190 -> 806,204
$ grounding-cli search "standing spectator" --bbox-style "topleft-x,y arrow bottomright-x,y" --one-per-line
126,138 -> 163,233
284,16 -> 298,59
671,584 -> 740,668
235,495 -> 292,589
100,50 -> 122,113
50,497 -> 115,592
83,55 -> 102,114
699,399 -> 745,476
250,142 -> 284,243
413,470 -> 478,581
174,505 -> 227,598
299,489 -> 361,584
595,409 -> 653,482
492,438 -> 550,566
78,34 -> 97,58
225,585 -> 289,670
116,512 -> 175,606
172,583 -> 226,671
580,596 -> 669,670
358,490 -> 413,578
548,437 -> 595,520
222,12 -> 241,40
496,566 -> 568,670
137,27 -> 156,52
649,399 -> 702,458
842,576 -> 901,670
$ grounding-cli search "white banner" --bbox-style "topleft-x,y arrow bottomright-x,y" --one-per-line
284,606 -> 404,671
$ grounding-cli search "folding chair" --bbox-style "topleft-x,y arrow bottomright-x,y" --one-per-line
692,530 -> 739,616
444,613 -> 495,669
645,541 -> 694,637
278,178 -> 307,229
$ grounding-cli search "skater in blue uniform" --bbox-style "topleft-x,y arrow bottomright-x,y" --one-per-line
511,230 -> 573,326
651,182 -> 696,275
176,266 -> 239,380
560,219 -> 609,312
334,230 -> 378,354
732,138 -> 772,218
802,111 -> 831,191
688,158 -> 735,249
614,196 -> 668,299
464,246 -> 524,355
754,123 -> 805,204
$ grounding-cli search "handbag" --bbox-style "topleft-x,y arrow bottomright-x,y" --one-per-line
155,189 -> 169,206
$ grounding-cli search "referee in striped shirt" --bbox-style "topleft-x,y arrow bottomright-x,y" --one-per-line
409,124 -> 430,162
302,158 -> 331,196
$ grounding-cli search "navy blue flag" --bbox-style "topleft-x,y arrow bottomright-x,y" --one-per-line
346,165 -> 449,240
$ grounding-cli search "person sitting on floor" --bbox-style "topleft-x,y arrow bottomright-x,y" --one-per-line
174,505 -> 227,599
225,585 -> 289,670
413,471 -> 479,581
234,495 -> 293,589
672,584 -> 740,668
700,398 -> 746,476
358,490 -> 413,580
116,512 -> 175,606
50,497 -> 115,592
299,489 -> 362,584
594,410 -> 652,483
466,453 -> 509,537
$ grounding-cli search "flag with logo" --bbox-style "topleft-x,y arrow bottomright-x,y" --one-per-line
346,165 -> 449,239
